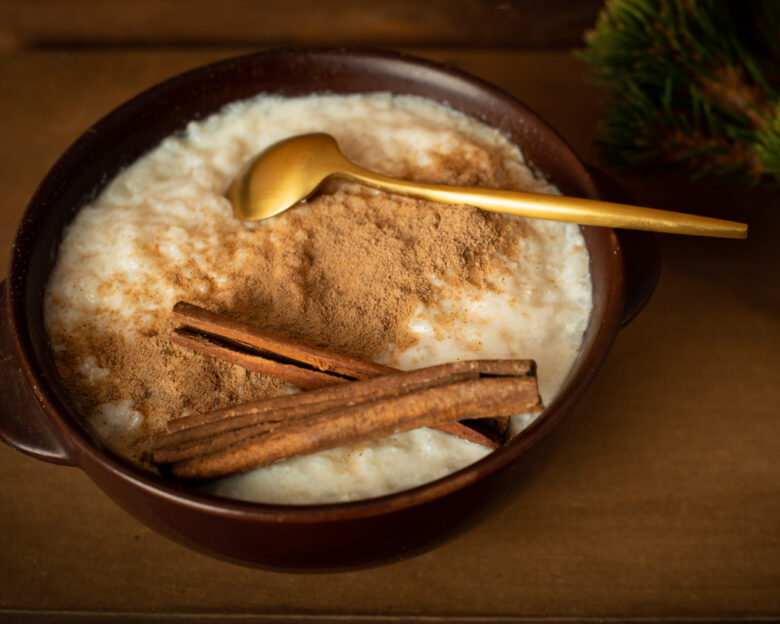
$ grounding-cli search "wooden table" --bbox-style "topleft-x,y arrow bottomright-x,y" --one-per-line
1,48 -> 778,622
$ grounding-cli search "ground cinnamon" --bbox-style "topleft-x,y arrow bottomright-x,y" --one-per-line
49,166 -> 530,458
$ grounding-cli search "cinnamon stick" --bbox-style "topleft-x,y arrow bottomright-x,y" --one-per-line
171,328 -> 348,390
151,360 -> 533,463
169,302 -> 511,447
155,360 -> 484,450
164,372 -> 542,481
173,301 -> 391,380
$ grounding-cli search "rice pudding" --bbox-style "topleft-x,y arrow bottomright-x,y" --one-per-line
44,93 -> 592,504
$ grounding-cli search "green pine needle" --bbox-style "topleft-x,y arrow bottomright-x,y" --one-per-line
577,0 -> 780,185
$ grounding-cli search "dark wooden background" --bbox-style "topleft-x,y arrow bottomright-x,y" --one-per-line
0,0 -> 602,50
1,2 -> 779,622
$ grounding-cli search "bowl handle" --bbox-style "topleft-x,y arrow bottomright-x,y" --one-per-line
0,281 -> 76,465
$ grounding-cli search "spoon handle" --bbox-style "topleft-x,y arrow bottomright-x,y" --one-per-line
339,167 -> 747,239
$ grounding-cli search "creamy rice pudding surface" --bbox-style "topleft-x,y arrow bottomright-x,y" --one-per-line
44,93 -> 592,504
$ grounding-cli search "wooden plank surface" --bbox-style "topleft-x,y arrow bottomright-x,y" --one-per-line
1,48 -> 779,621
0,1 -> 602,51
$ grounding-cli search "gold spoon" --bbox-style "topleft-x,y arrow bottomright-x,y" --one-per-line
227,133 -> 747,238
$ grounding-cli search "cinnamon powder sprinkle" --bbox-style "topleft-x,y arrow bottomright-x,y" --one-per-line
49,175 -> 531,458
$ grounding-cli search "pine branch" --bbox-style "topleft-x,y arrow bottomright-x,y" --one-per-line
577,0 -> 780,185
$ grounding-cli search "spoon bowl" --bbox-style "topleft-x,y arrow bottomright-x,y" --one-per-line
228,132 -> 747,238
227,134 -> 346,221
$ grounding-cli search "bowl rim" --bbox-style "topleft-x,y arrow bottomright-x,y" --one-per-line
6,46 -> 622,523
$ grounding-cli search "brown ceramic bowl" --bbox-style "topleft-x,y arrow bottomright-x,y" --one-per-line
0,48 -> 659,571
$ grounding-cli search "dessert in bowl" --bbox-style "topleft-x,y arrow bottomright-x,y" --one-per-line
0,48 -> 657,570
45,90 -> 591,504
